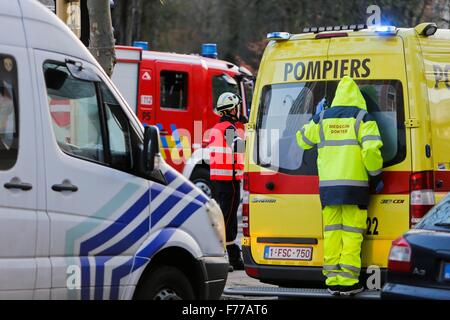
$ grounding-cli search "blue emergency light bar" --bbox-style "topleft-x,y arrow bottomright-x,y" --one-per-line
201,43 -> 218,59
266,32 -> 291,40
371,25 -> 397,36
302,24 -> 397,36
133,41 -> 149,50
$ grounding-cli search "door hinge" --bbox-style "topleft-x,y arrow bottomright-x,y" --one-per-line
246,123 -> 256,130
405,118 -> 420,128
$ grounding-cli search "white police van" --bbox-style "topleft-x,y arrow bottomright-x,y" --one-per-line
0,0 -> 228,300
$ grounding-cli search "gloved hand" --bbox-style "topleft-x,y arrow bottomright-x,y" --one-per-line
314,97 -> 327,115
370,173 -> 384,194
239,113 -> 249,124
375,180 -> 384,194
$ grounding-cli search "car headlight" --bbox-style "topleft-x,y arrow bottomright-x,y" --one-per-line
205,199 -> 226,250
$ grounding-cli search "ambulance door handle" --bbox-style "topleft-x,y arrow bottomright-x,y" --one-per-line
159,130 -> 169,135
52,181 -> 78,192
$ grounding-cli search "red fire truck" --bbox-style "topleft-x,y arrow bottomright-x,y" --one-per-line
111,43 -> 254,197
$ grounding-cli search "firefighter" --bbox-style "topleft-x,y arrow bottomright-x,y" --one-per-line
296,76 -> 384,296
209,92 -> 247,272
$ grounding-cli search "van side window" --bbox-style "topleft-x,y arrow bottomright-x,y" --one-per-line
212,74 -> 239,110
160,71 -> 188,109
44,62 -> 105,163
0,55 -> 18,170
100,83 -> 133,171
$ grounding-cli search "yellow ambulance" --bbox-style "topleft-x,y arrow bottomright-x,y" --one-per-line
242,23 -> 450,286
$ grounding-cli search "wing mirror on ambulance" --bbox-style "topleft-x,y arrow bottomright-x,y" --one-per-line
65,59 -> 101,82
143,125 -> 160,173
415,23 -> 438,37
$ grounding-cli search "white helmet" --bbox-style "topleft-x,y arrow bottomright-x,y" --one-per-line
215,92 -> 241,116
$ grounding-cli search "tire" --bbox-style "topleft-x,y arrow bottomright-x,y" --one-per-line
191,167 -> 214,198
135,265 -> 195,300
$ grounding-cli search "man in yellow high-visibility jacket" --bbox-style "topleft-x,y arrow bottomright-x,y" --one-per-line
296,76 -> 384,296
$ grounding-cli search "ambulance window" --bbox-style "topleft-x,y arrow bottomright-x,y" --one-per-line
0,55 -> 18,170
212,74 -> 239,110
256,82 -> 325,175
243,79 -> 254,115
360,80 -> 405,166
44,62 -> 106,164
342,80 -> 405,167
160,71 -> 188,110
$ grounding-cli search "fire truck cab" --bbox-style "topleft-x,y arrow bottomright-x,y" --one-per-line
112,44 -> 254,198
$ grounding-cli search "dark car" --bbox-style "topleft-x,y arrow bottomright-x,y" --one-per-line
381,193 -> 450,300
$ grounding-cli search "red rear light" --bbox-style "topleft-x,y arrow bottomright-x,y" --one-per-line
243,172 -> 249,191
242,172 -> 250,237
410,171 -> 434,190
409,171 -> 435,227
245,266 -> 259,278
388,236 -> 412,273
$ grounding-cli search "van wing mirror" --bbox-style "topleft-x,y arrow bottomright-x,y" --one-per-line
143,125 -> 160,172
65,59 -> 101,82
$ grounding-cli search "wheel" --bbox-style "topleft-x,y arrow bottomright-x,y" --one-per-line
135,265 -> 195,300
191,167 -> 214,198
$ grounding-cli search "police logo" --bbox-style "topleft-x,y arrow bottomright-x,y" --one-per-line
3,58 -> 13,72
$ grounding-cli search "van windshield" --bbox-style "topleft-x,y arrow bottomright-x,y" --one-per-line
256,80 -> 406,175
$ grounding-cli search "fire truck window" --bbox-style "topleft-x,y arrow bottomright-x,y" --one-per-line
160,71 -> 188,110
0,55 -> 19,170
44,62 -> 105,164
212,74 -> 239,110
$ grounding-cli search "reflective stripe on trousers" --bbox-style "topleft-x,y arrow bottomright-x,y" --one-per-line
322,205 -> 367,286
319,180 -> 369,187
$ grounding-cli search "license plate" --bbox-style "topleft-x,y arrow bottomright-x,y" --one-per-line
444,263 -> 450,280
264,246 -> 313,261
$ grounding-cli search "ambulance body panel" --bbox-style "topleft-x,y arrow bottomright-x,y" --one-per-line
0,0 -> 227,300
243,25 -> 449,286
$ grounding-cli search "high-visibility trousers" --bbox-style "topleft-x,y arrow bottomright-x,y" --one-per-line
322,205 -> 367,287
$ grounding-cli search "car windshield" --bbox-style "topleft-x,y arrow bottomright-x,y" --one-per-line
415,195 -> 450,231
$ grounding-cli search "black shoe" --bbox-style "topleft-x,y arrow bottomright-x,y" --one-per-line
231,258 -> 244,271
228,265 -> 234,272
340,283 -> 364,296
327,286 -> 341,296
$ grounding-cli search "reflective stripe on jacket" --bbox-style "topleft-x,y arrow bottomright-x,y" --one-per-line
296,76 -> 383,206
209,120 -> 245,181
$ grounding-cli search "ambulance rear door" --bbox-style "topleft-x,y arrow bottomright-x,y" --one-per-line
418,32 -> 450,204
249,38 -> 330,268
327,34 -> 412,267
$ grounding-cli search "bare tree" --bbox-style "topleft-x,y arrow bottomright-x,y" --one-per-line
112,0 -> 145,45
87,0 -> 116,76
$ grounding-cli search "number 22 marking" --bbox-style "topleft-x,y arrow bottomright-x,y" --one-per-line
366,217 -> 379,235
